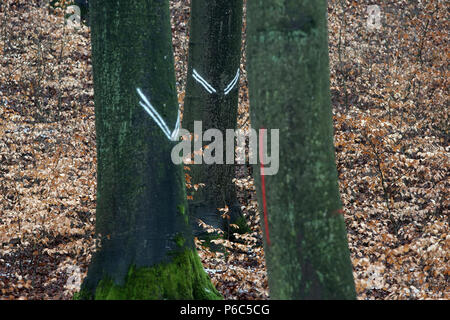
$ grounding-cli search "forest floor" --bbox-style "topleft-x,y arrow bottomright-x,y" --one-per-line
0,1 -> 448,300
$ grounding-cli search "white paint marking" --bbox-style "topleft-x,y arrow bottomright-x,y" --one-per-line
224,69 -> 240,95
171,108 -> 181,141
136,88 -> 181,141
192,69 -> 217,93
137,88 -> 170,134
193,73 -> 214,94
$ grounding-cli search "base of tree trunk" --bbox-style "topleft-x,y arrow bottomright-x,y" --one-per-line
74,249 -> 221,300
190,203 -> 244,236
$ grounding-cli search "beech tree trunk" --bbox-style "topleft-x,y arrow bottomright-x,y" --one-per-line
246,0 -> 356,299
182,0 -> 244,235
77,0 -> 220,300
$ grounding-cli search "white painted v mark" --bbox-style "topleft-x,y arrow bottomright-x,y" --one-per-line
192,69 -> 216,94
136,88 -> 181,141
192,68 -> 240,95
224,69 -> 240,95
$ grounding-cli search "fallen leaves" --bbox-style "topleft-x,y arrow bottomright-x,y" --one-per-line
0,0 -> 447,301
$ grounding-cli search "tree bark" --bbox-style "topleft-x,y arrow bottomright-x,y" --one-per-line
246,0 -> 356,299
183,0 -> 244,235
77,0 -> 220,300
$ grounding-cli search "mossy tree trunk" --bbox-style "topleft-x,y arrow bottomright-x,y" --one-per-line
77,0 -> 220,300
182,0 -> 244,235
246,0 -> 356,299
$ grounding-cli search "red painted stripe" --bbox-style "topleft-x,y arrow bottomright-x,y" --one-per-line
259,128 -> 271,246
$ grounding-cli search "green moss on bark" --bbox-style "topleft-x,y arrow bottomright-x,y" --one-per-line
75,249 -> 221,300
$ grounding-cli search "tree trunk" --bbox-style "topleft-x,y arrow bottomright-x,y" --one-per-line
77,0 -> 220,300
246,0 -> 356,299
183,0 -> 244,235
